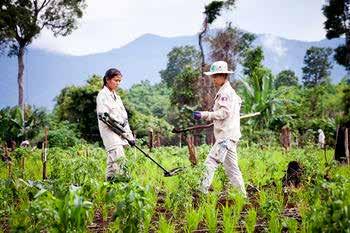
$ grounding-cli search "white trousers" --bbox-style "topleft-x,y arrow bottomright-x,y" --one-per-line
201,140 -> 246,196
106,146 -> 126,179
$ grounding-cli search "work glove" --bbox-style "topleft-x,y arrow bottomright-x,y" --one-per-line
193,111 -> 202,120
128,139 -> 136,146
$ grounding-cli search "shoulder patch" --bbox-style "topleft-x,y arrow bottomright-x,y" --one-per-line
221,96 -> 228,101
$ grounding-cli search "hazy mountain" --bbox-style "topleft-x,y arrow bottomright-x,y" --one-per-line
0,32 -> 347,109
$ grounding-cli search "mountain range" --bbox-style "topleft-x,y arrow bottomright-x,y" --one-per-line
0,32 -> 347,109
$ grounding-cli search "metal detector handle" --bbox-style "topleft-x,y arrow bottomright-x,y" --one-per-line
99,113 -> 182,177
98,113 -> 133,144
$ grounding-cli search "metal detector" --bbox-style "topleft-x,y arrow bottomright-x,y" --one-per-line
98,112 -> 184,177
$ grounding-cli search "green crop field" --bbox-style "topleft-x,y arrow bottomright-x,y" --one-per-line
1,144 -> 349,232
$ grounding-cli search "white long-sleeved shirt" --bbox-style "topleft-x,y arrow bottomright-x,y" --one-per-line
96,86 -> 133,151
201,81 -> 242,142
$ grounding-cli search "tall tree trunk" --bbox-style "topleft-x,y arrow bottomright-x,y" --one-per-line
17,46 -> 25,125
346,26 -> 350,71
199,18 -> 208,77
344,0 -> 350,71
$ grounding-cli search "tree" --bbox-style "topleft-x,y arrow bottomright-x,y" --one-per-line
54,75 -> 101,142
274,70 -> 299,88
0,105 -> 48,145
206,24 -> 255,73
240,47 -> 286,128
160,45 -> 200,87
126,80 -> 171,118
0,0 -> 86,118
302,47 -> 333,87
323,0 -> 350,70
198,0 -> 235,77
170,67 -> 200,107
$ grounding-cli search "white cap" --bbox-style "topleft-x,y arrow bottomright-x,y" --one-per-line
204,61 -> 233,76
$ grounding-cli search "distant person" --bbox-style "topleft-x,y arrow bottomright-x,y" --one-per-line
20,140 -> 30,147
96,68 -> 135,183
318,129 -> 325,149
193,61 -> 246,197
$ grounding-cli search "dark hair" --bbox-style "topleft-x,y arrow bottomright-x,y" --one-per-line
103,68 -> 122,87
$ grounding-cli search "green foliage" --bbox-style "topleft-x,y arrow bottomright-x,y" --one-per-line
46,121 -> 82,148
204,1 -> 224,24
204,194 -> 218,233
302,47 -> 333,87
185,207 -> 203,233
0,0 -> 86,55
0,106 -> 48,144
9,182 -> 92,232
54,75 -> 102,142
222,205 -> 234,233
170,67 -> 200,107
126,80 -> 171,118
239,47 -> 285,130
245,208 -> 257,233
112,181 -> 153,233
157,215 -> 175,233
242,47 -> 265,78
268,211 -> 282,233
160,45 -> 200,87
275,69 -> 299,88
0,145 -> 350,232
322,0 -> 350,70
129,110 -> 173,140
306,174 -> 350,232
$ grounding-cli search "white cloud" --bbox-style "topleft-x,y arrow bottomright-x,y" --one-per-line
261,34 -> 287,57
30,0 -> 327,55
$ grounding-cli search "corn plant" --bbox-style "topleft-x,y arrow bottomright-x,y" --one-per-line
185,206 -> 203,233
268,211 -> 282,233
157,215 -> 175,233
222,204 -> 234,233
230,190 -> 245,219
143,188 -> 157,233
245,208 -> 257,233
284,218 -> 298,233
204,194 -> 218,233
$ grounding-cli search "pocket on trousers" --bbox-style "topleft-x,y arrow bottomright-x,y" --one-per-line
216,141 -> 229,163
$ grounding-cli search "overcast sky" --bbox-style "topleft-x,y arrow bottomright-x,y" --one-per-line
31,0 -> 328,56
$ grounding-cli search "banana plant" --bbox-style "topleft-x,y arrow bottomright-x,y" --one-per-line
0,106 -> 48,144
239,69 -> 294,130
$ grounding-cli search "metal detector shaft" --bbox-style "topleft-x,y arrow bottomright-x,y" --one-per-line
133,144 -> 171,175
172,112 -> 261,133
98,113 -> 177,176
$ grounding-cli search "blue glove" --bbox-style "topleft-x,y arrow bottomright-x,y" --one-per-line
193,111 -> 202,120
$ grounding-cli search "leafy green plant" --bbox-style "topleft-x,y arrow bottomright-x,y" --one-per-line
185,206 -> 203,233
157,215 -> 175,233
268,211 -> 282,233
204,194 -> 218,233
112,181 -> 152,233
222,204 -> 234,233
283,218 -> 298,233
245,208 -> 257,233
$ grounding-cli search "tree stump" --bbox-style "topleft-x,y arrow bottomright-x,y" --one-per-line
186,134 -> 198,166
334,126 -> 350,164
280,125 -> 291,152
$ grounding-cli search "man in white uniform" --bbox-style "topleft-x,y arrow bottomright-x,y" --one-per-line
193,61 -> 246,196
96,68 -> 134,182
